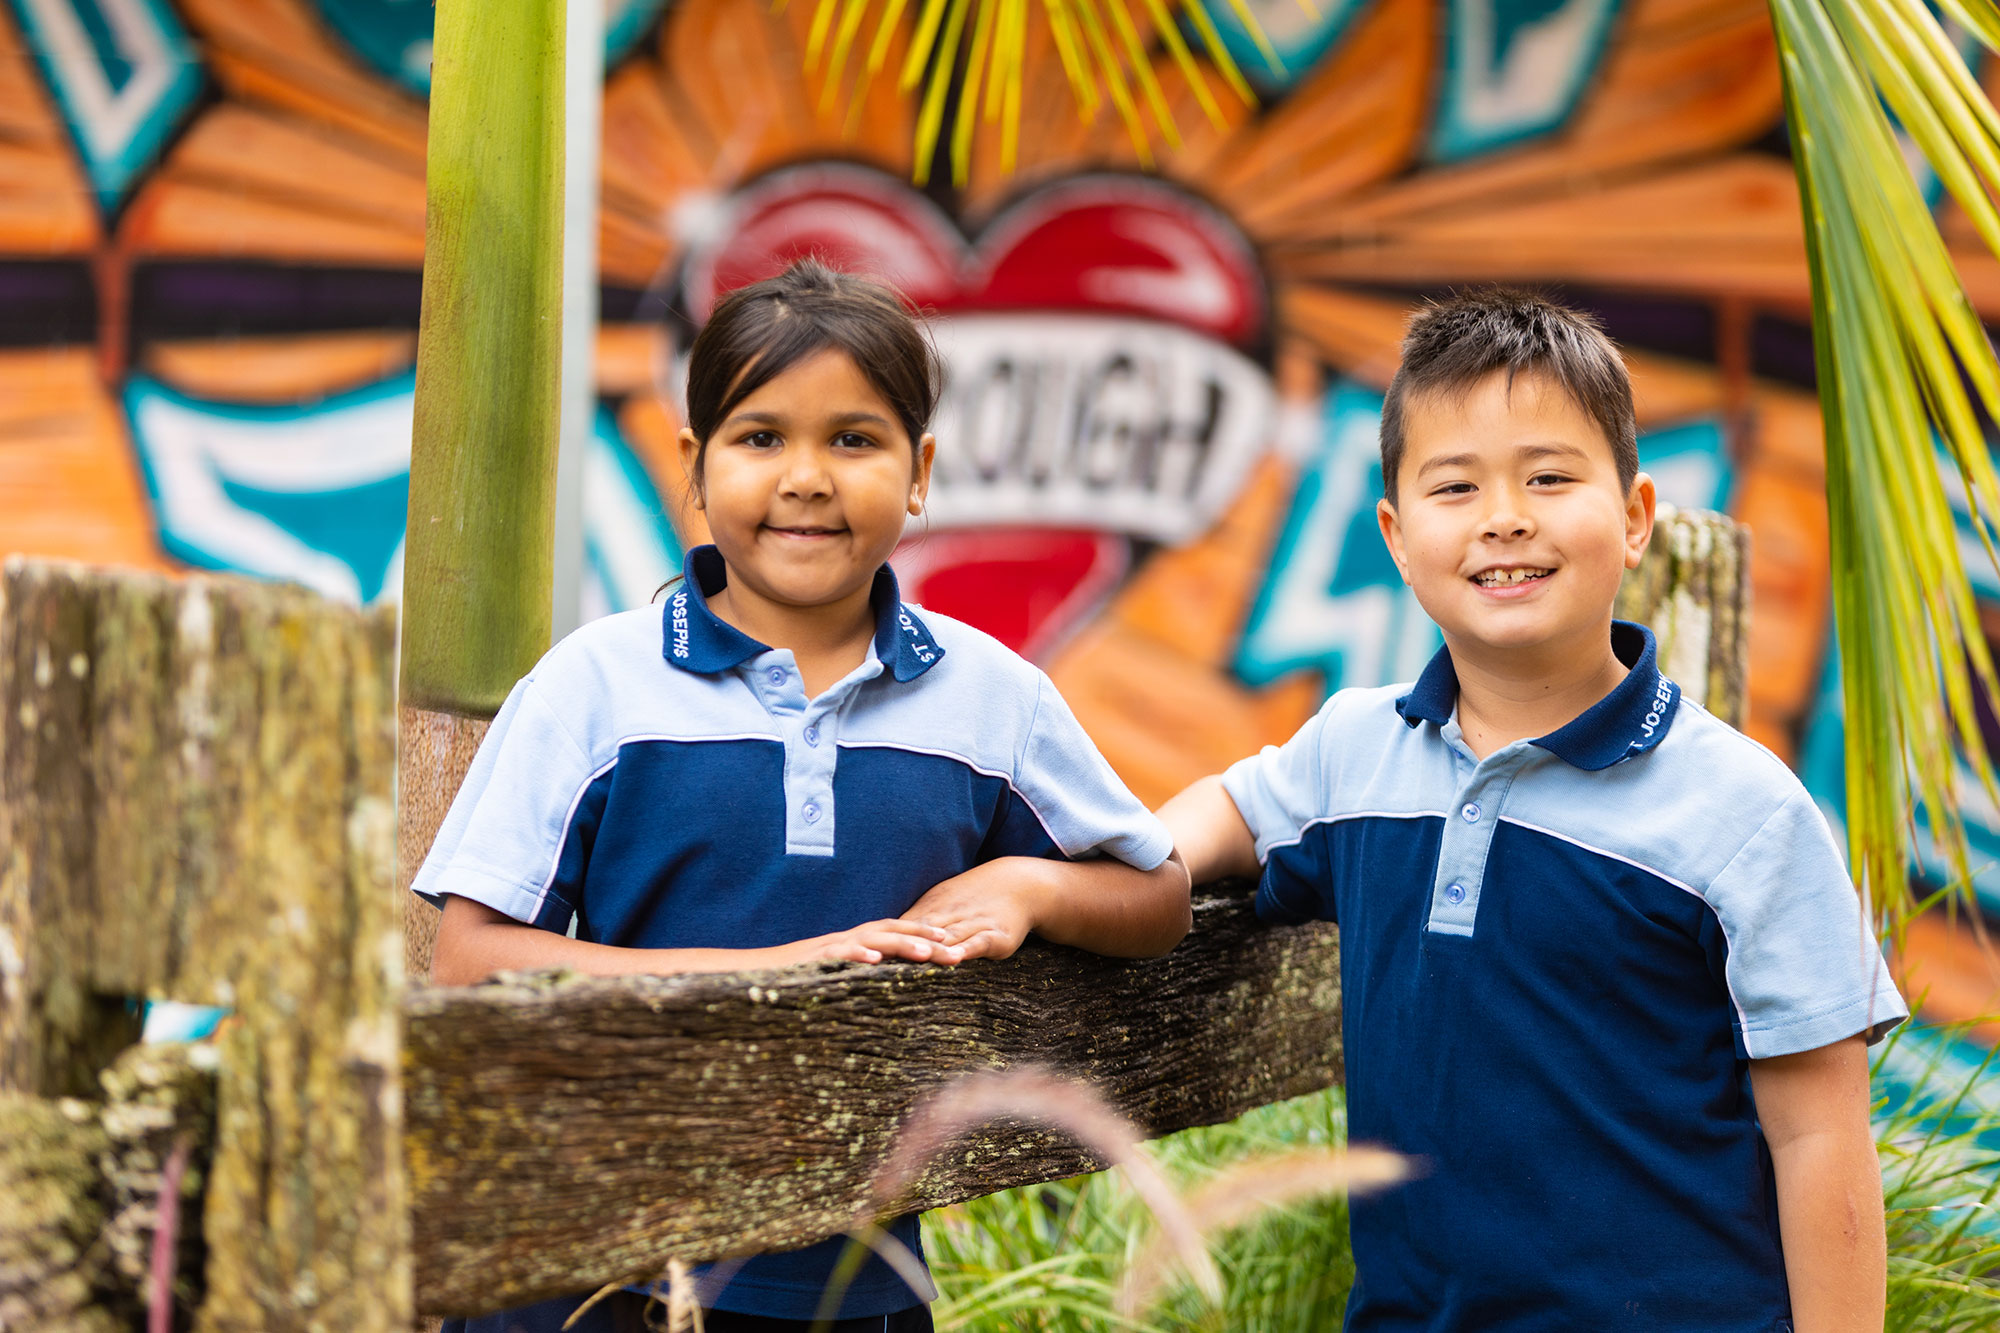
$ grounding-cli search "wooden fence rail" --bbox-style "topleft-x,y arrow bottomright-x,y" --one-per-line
404,886 -> 1336,1311
0,505 -> 1746,1326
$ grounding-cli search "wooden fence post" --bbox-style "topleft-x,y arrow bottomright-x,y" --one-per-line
0,559 -> 407,1332
1618,503 -> 1750,726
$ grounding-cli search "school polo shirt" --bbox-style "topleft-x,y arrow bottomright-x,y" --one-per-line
1221,622 -> 1906,1333
415,545 -> 1172,1320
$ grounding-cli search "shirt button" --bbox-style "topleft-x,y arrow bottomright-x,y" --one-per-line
804,725 -> 819,746
1461,802 -> 1480,823
767,666 -> 787,685
1444,883 -> 1466,905
802,802 -> 820,824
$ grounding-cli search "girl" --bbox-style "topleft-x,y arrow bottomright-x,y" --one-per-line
416,259 -> 1190,1333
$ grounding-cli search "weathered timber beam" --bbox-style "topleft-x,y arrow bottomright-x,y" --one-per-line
404,886 -> 1338,1315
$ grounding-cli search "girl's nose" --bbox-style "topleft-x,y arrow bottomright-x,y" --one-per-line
777,446 -> 833,496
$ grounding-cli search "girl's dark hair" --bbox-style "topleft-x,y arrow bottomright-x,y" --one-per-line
682,258 -> 942,479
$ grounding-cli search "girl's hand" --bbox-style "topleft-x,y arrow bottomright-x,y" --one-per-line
786,919 -> 966,967
905,861 -> 1045,961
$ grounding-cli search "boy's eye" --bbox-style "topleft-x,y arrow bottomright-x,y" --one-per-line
1528,472 -> 1572,486
1431,481 -> 1474,496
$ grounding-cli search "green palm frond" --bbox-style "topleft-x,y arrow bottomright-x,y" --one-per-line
802,0 -> 1265,183
1771,0 -> 2000,922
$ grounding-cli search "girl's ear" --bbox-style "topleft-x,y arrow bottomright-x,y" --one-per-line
676,427 -> 706,510
909,433 -> 937,515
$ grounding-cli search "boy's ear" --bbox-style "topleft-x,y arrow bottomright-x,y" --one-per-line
1376,498 -> 1412,586
1623,471 -> 1658,570
676,427 -> 706,510
909,433 -> 936,515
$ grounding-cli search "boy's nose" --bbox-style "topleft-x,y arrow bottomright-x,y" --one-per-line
1480,505 -> 1534,540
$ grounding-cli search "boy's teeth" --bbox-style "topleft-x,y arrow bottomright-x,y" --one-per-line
1475,568 -> 1551,586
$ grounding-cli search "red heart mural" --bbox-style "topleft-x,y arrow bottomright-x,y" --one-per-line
677,165 -> 1273,660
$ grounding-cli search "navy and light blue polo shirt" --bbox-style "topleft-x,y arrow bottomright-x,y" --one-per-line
416,545 -> 1172,1320
1221,622 -> 1906,1332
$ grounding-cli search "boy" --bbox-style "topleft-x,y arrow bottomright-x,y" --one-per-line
1160,290 -> 1905,1331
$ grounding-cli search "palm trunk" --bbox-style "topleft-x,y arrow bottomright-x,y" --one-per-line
399,0 -> 568,978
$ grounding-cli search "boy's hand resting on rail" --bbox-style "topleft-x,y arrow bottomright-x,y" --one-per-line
779,919 -> 967,967
906,851 -> 1193,962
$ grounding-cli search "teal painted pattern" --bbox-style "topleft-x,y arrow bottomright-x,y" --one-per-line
1199,0 -> 1369,90
310,0 -> 671,94
1429,0 -> 1624,162
6,0 -> 202,206
125,372 -> 680,615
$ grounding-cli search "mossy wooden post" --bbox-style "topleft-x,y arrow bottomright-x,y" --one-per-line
0,559 -> 405,1331
399,0 -> 568,983
1618,505 -> 1750,727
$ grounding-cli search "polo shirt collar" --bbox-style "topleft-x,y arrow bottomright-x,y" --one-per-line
661,545 -> 944,682
1395,620 -> 1680,770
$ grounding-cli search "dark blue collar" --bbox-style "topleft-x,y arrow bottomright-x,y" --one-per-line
1395,621 -> 1680,770
661,545 -> 944,683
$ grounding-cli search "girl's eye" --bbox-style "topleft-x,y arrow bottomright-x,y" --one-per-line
741,430 -> 780,449
833,432 -> 877,450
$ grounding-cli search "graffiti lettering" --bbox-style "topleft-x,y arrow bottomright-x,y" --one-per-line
925,315 -> 1273,544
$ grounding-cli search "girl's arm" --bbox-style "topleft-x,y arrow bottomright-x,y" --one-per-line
431,895 -> 964,986
1747,1035 -> 1885,1333
903,850 -> 1192,961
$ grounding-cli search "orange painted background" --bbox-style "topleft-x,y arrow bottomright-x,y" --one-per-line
4,0 -> 1997,1038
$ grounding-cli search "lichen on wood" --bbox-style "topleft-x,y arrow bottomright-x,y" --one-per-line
1617,505 -> 1750,726
403,886 -> 1340,1315
0,1042 -> 217,1332
0,1092 -> 118,1333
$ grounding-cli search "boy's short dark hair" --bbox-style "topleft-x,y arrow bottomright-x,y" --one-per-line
1379,288 -> 1638,504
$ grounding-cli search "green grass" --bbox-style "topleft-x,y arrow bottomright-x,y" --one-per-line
1876,1025 -> 2000,1331
926,1088 -> 1354,1332
927,1026 -> 2000,1331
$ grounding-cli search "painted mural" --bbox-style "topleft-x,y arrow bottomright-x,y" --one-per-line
3,0 -> 1999,1048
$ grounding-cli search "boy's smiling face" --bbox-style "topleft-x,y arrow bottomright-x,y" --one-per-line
1377,369 -> 1655,669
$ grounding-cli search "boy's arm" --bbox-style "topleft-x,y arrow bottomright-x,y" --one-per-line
1747,1035 -> 1884,1333
430,895 -> 963,985
1157,774 -> 1262,885
903,851 -> 1192,961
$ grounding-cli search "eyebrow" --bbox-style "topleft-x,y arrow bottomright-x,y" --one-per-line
1414,442 -> 1592,479
721,410 -> 895,430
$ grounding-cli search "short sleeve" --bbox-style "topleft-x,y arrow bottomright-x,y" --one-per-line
1219,694 -> 1342,925
410,676 -> 605,931
1006,673 -> 1173,870
1704,789 -> 1908,1058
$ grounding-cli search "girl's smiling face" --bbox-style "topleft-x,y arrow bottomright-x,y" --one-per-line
680,347 -> 935,621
